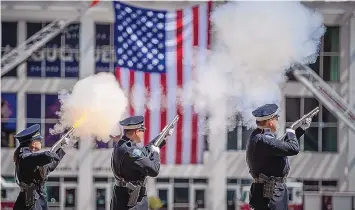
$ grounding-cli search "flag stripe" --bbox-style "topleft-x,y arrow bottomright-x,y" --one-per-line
175,10 -> 184,164
160,73 -> 167,164
182,7 -> 193,164
166,12 -> 177,164
129,70 -> 135,116
191,5 -> 200,164
144,72 -> 151,145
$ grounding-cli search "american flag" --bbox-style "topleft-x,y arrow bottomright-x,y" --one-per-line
113,1 -> 212,164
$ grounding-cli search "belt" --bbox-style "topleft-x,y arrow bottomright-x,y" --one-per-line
115,179 -> 145,189
253,173 -> 286,184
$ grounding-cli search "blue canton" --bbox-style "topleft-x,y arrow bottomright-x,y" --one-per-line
113,2 -> 167,73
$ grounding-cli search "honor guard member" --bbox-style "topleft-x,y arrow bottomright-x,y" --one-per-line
13,124 -> 69,210
110,116 -> 173,210
246,104 -> 312,210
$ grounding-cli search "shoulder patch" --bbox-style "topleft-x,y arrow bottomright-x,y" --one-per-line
131,148 -> 143,158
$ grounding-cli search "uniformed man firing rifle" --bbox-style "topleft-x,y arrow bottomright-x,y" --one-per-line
246,103 -> 315,210
13,124 -> 71,210
110,116 -> 175,210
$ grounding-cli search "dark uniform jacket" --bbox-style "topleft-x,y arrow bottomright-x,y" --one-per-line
13,147 -> 66,210
111,136 -> 160,210
246,128 -> 304,210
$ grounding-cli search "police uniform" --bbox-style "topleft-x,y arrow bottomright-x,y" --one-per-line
246,104 -> 306,210
13,124 -> 66,210
110,116 -> 161,210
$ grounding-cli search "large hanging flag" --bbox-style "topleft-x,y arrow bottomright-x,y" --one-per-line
113,1 -> 212,164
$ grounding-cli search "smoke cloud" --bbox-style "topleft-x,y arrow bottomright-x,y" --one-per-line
50,72 -> 128,142
186,1 -> 325,133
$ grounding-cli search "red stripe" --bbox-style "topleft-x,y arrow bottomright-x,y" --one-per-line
160,74 -> 167,164
175,10 -> 184,164
207,1 -> 212,49
115,67 -> 121,87
144,72 -> 151,145
129,70 -> 135,116
191,6 -> 200,164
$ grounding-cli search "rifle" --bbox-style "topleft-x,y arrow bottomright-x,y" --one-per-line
153,115 -> 179,147
50,127 -> 76,152
278,106 -> 319,140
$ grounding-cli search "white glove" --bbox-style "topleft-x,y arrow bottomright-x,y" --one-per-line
286,128 -> 295,134
151,145 -> 160,154
60,137 -> 71,147
167,128 -> 174,136
300,118 -> 312,130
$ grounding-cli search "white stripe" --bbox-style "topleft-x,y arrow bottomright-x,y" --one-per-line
182,7 -> 193,164
149,73 -> 161,142
166,12 -> 177,164
133,71 -> 145,116
120,68 -> 130,118
197,3 -> 208,164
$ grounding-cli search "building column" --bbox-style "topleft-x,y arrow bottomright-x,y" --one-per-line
77,14 -> 95,210
348,14 -> 355,192
207,113 -> 227,210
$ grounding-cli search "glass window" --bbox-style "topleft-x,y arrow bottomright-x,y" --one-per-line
95,24 -> 115,73
286,97 -> 301,122
26,22 -> 80,78
26,93 -> 63,147
323,56 -> 339,81
195,189 -> 205,208
96,188 -> 106,210
45,94 -> 60,119
65,188 -> 76,207
323,26 -> 339,53
173,187 -> 189,204
1,21 -> 18,77
26,94 -> 42,119
1,93 -> 17,147
46,185 -> 60,203
303,180 -> 320,191
158,189 -> 168,209
322,105 -> 337,123
227,126 -> 238,150
227,190 -> 236,210
304,127 -> 319,151
322,127 -> 337,152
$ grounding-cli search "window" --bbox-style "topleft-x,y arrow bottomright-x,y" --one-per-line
1,93 -> 17,147
299,180 -> 338,192
95,24 -> 116,73
227,119 -> 253,150
26,22 -> 80,78
26,93 -> 61,147
285,97 -> 338,152
1,21 -> 18,77
287,26 -> 340,82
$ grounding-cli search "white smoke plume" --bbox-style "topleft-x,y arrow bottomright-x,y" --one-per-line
50,72 -> 128,142
186,1 -> 325,133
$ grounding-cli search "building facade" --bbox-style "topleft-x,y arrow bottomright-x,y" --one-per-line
1,1 -> 355,210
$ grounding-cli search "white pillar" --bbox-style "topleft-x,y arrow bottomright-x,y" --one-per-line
207,113 -> 227,210
77,14 -> 95,210
347,14 -> 355,192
